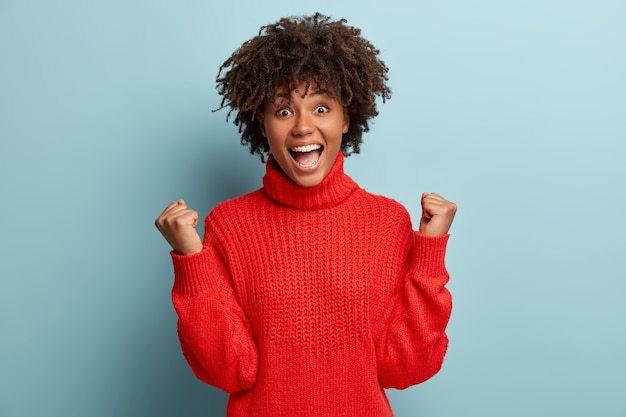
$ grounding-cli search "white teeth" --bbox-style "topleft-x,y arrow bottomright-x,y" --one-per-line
290,144 -> 322,153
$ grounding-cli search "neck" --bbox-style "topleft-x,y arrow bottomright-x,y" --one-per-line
262,152 -> 359,210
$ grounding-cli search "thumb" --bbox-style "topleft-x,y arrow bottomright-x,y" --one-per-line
419,192 -> 431,229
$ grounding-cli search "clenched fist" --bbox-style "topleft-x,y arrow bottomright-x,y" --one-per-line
155,200 -> 203,255
419,192 -> 457,237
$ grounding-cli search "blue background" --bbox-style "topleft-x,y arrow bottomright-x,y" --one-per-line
1,1 -> 625,416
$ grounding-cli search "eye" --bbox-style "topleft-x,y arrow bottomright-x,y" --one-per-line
315,105 -> 329,114
276,108 -> 292,117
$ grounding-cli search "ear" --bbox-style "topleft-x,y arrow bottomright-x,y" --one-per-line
257,112 -> 267,137
342,112 -> 350,134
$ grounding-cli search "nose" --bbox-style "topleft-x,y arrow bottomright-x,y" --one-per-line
291,113 -> 315,136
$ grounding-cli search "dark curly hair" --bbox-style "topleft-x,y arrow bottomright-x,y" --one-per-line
215,13 -> 391,161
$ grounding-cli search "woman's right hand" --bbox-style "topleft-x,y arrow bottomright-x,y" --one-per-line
155,200 -> 203,255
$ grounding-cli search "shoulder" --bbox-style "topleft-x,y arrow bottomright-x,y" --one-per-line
205,188 -> 266,226
351,188 -> 413,230
355,187 -> 411,216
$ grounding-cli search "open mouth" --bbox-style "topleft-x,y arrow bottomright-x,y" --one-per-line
289,144 -> 324,168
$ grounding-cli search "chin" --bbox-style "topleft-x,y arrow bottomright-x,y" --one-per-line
291,173 -> 325,188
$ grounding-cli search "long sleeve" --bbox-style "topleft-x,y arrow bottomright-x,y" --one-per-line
170,226 -> 259,394
375,230 -> 452,390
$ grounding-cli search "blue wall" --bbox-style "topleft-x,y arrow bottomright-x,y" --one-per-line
1,1 -> 625,416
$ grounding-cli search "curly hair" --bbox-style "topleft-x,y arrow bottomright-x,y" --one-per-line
215,13 -> 391,161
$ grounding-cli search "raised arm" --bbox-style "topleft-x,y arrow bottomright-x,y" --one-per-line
156,201 -> 259,393
376,193 -> 456,389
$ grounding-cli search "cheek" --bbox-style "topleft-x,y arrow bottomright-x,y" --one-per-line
265,134 -> 285,155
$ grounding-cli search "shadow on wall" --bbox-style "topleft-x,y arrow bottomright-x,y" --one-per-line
124,308 -> 229,417
199,137 -> 266,211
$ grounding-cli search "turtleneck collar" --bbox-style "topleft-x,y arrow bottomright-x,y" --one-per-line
262,152 -> 359,210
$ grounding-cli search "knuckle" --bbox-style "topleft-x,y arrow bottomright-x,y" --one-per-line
173,216 -> 187,227
155,215 -> 166,227
162,215 -> 177,229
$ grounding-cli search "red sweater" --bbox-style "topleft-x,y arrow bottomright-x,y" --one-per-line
170,153 -> 452,416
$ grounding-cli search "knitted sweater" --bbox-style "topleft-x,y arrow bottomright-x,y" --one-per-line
170,153 -> 452,417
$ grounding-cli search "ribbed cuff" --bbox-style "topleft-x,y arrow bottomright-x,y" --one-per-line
171,247 -> 213,295
413,232 -> 449,277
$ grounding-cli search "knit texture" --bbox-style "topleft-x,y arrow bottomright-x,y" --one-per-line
171,153 -> 452,417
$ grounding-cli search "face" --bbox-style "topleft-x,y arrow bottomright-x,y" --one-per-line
258,81 -> 350,188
